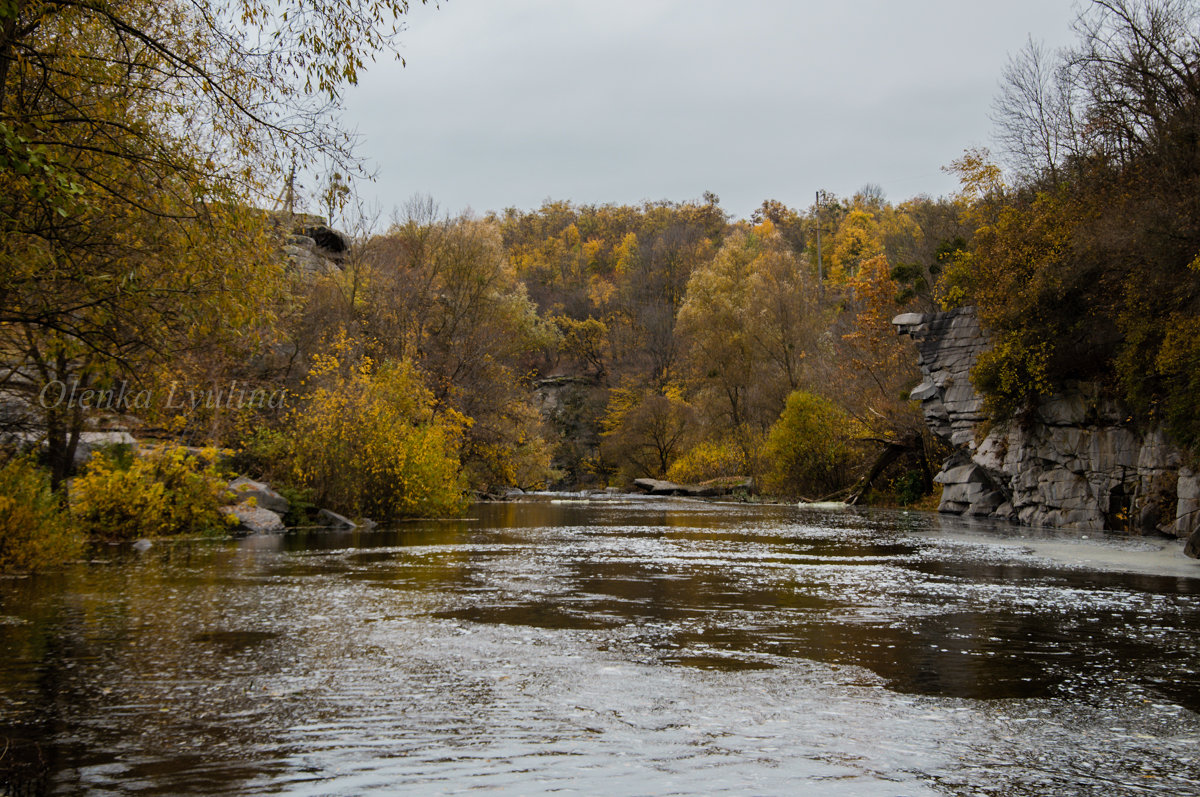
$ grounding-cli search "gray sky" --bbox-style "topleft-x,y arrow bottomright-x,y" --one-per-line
339,0 -> 1081,222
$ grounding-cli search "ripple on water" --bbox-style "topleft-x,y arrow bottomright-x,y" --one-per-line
0,501 -> 1198,795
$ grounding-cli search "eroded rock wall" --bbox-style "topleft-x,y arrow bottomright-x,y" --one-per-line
894,309 -> 1200,546
269,211 -> 348,277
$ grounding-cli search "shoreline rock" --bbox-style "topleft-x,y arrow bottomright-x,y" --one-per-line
228,476 -> 290,515
895,308 -> 1200,556
221,502 -> 285,535
631,476 -> 754,498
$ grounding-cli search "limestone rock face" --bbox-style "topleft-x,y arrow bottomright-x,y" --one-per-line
893,308 -> 990,447
269,211 -> 347,278
1178,469 -> 1200,540
895,308 -> 1198,551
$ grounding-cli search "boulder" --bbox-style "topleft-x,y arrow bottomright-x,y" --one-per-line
317,508 -> 357,530
228,477 -> 289,515
968,490 -> 1006,517
631,476 -> 754,497
221,502 -> 285,534
632,478 -> 688,496
1186,528 -> 1200,560
73,431 -> 137,467
1177,468 -> 1200,540
697,476 -> 755,496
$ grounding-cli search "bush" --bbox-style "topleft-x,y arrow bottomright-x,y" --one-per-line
762,391 -> 865,498
667,433 -> 757,485
73,446 -> 233,541
891,469 -> 927,507
231,427 -> 291,484
285,354 -> 468,519
971,333 -> 1053,421
275,484 -> 317,526
0,457 -> 83,571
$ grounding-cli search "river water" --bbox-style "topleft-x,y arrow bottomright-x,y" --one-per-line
1,499 -> 1199,795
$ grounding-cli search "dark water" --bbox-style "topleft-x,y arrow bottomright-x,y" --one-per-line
1,500 -> 1199,795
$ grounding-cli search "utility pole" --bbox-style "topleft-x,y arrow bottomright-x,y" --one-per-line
285,160 -> 296,217
815,190 -> 824,285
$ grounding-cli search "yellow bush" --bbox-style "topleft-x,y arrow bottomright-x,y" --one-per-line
666,434 -> 757,485
0,457 -> 83,571
286,354 -> 468,519
73,446 -> 230,541
762,391 -> 866,498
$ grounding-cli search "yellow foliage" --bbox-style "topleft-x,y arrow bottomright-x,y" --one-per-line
1155,314 -> 1200,376
286,352 -> 468,519
762,391 -> 866,498
0,457 -> 83,571
588,275 -> 616,308
73,446 -> 230,542
667,434 -> 758,484
752,218 -> 776,237
614,232 -> 640,276
971,335 -> 1053,419
829,209 -> 883,282
946,147 -> 1006,224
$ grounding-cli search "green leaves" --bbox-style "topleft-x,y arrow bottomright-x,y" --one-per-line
0,123 -> 86,216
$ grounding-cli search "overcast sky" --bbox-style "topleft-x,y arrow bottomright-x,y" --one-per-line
338,0 -> 1082,222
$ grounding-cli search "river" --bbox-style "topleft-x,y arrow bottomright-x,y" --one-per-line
1,499 -> 1198,795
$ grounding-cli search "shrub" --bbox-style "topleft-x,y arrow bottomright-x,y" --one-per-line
667,434 -> 757,485
762,391 -> 865,498
970,333 -> 1053,421
231,427 -> 291,484
285,354 -> 468,519
275,484 -> 317,526
0,457 -> 83,571
73,446 -> 232,541
891,469 -> 927,507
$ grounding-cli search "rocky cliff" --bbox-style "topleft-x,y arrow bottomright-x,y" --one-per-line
894,308 -> 1200,552
268,211 -> 348,277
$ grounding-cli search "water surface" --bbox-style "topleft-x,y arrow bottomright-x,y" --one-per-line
1,500 -> 1198,795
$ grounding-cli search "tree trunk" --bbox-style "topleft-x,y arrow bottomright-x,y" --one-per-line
844,433 -> 923,505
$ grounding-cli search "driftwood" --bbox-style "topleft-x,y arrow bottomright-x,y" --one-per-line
842,432 -> 929,506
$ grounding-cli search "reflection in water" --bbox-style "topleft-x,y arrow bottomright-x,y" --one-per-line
0,500 -> 1198,795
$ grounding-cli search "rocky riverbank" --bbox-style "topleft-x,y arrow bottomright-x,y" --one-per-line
894,308 -> 1200,556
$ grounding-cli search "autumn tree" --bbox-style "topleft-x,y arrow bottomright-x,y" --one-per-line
677,224 -> 824,434
676,229 -> 765,433
600,385 -> 694,480
357,203 -> 556,491
0,0 -> 432,488
974,0 -> 1200,450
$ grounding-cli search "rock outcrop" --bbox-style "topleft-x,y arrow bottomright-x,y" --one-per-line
228,476 -> 290,515
269,211 -> 348,278
895,309 -> 1200,550
892,309 -> 990,447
